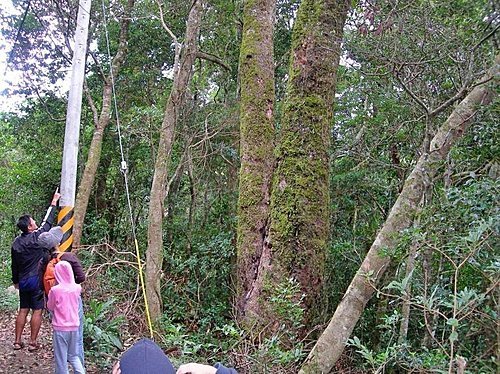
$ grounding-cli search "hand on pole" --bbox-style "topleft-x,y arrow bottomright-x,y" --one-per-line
51,187 -> 61,206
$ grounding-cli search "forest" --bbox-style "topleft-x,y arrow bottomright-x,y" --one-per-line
0,0 -> 498,372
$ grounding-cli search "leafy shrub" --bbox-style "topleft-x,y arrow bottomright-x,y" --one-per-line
0,287 -> 18,311
348,177 -> 499,373
84,298 -> 124,368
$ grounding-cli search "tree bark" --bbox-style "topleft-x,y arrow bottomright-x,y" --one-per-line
73,0 -> 135,249
397,222 -> 420,344
235,0 -> 276,329
299,55 -> 499,374
267,0 -> 350,329
95,152 -> 112,212
146,0 -> 203,322
399,181 -> 432,344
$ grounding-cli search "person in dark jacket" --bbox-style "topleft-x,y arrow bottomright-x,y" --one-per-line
11,190 -> 60,351
111,338 -> 238,374
38,225 -> 86,365
176,362 -> 238,374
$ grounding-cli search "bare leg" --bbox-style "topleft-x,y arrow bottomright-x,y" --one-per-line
15,308 -> 29,344
29,309 -> 43,345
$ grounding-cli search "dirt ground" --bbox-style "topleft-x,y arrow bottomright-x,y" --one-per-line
0,310 -> 55,373
0,310 -> 100,373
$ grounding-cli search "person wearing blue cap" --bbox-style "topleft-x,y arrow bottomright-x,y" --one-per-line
113,338 -> 176,374
112,338 -> 237,374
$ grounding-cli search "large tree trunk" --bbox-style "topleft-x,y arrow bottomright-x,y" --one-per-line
146,0 -> 203,322
299,55 -> 499,374
73,0 -> 135,249
235,0 -> 276,329
266,0 -> 350,330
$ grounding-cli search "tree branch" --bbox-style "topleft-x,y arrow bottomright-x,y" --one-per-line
155,0 -> 181,78
83,79 -> 99,126
394,70 -> 430,114
473,23 -> 500,51
196,51 -> 231,71
428,85 -> 468,117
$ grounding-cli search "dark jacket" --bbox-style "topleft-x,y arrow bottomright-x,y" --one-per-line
40,251 -> 86,285
11,205 -> 57,284
60,252 -> 86,283
215,363 -> 238,374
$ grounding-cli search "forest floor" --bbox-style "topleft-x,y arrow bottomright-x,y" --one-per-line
0,310 -> 55,373
0,287 -> 365,374
0,308 -> 100,373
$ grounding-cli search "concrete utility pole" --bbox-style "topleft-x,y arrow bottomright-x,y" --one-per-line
59,0 -> 92,252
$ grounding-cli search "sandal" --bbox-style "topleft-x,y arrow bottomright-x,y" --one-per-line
27,342 -> 40,352
13,342 -> 25,350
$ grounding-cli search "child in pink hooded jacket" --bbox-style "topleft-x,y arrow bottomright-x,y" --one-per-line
47,261 -> 85,374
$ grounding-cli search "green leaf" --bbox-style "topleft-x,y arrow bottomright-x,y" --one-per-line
449,331 -> 459,342
446,318 -> 459,327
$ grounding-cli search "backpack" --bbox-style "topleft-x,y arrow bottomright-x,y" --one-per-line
43,252 -> 64,295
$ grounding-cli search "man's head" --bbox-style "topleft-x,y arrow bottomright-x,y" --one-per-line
17,215 -> 37,233
38,226 -> 64,250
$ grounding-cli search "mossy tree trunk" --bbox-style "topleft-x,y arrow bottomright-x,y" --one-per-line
266,0 -> 350,330
299,55 -> 499,374
235,0 -> 276,329
146,0 -> 203,323
73,0 -> 135,249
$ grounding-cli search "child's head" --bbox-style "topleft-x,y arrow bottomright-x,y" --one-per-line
54,261 -> 75,285
38,226 -> 63,250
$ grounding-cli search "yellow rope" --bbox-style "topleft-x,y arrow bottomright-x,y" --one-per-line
101,0 -> 154,339
134,237 -> 154,339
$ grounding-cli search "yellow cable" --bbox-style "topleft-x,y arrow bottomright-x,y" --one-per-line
134,237 -> 154,339
101,0 -> 154,340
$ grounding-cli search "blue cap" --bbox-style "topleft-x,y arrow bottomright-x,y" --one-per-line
120,338 -> 176,374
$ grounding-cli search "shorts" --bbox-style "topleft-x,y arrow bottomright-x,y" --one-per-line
19,288 -> 44,310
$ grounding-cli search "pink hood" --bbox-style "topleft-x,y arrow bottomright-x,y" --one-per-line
55,260 -> 77,286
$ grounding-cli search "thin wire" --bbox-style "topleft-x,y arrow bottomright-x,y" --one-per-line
101,0 -> 154,339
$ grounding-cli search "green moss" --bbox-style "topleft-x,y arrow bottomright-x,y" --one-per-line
236,0 -> 277,328
239,0 -> 349,335
265,0 -> 346,331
